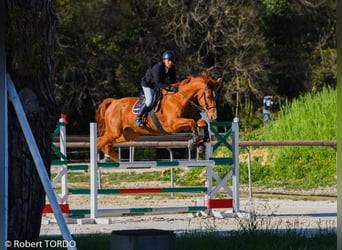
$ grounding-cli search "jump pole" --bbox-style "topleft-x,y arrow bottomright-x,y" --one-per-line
59,118 -> 68,204
43,119 -> 70,215
232,117 -> 240,212
90,123 -> 98,219
88,122 -> 239,219
89,121 -> 215,219
49,118 -> 68,203
7,75 -> 76,250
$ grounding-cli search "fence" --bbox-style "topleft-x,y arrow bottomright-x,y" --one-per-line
44,119 -> 241,223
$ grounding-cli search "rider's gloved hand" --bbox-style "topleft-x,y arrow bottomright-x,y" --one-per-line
166,86 -> 178,93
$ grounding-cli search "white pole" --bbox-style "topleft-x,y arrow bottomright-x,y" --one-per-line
0,5 -> 8,249
90,123 -> 98,219
232,117 -> 240,213
7,75 -> 76,250
205,120 -> 213,160
59,118 -> 68,204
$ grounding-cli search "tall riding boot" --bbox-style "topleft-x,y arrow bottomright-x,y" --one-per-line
134,103 -> 149,127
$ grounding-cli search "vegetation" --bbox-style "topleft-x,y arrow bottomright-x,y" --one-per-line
239,87 -> 336,189
176,230 -> 336,250
52,0 -> 336,134
39,230 -> 336,250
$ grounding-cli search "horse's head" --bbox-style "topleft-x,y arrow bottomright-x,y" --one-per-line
196,73 -> 221,121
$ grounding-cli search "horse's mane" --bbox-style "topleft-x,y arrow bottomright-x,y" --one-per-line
174,72 -> 212,88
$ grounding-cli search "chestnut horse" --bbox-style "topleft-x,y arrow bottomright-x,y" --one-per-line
96,72 -> 221,161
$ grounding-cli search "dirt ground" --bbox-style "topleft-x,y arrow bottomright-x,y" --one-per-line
42,164 -> 337,236
40,193 -> 337,236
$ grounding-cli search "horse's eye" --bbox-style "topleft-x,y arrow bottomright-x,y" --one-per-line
208,91 -> 215,99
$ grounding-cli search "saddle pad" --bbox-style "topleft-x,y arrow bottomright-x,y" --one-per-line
132,99 -> 144,114
132,99 -> 160,114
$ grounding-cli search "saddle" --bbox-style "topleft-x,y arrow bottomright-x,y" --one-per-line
132,88 -> 162,114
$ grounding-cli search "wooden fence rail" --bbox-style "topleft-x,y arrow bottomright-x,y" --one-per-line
54,136 -> 337,149
240,140 -> 337,148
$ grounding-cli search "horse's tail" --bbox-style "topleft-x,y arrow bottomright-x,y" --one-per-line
96,98 -> 115,137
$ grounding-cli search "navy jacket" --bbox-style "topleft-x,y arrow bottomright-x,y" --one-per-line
141,61 -> 177,89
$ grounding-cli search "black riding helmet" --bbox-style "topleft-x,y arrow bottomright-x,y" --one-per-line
162,50 -> 176,62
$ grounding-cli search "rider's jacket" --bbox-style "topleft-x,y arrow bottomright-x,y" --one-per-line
141,61 -> 177,89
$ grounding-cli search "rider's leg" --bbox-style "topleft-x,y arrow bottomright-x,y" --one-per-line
143,86 -> 154,108
134,103 -> 149,127
134,87 -> 153,127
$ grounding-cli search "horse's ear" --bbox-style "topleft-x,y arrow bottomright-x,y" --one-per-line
201,71 -> 208,77
215,78 -> 222,85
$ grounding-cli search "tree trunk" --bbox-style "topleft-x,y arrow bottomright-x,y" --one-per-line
6,1 -> 56,243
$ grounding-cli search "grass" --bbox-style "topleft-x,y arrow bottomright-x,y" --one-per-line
239,87 -> 337,189
176,230 -> 336,250
39,230 -> 336,250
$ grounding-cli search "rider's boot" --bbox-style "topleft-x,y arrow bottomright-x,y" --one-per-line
134,103 -> 149,127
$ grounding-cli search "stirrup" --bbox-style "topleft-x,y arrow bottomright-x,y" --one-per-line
134,118 -> 145,127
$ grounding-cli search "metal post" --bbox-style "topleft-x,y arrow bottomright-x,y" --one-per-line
166,148 -> 174,197
90,123 -> 98,219
0,4 -> 8,249
243,146 -> 253,200
7,75 -> 76,250
232,117 -> 240,213
205,120 -> 213,160
205,166 -> 213,200
204,118 -> 213,204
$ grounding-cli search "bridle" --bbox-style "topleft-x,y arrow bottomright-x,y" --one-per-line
175,86 -> 216,113
202,86 -> 216,111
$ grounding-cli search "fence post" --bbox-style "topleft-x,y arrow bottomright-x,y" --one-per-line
90,123 -> 98,219
232,117 -> 240,213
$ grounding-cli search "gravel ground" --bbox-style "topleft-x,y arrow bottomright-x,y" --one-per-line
40,194 -> 337,236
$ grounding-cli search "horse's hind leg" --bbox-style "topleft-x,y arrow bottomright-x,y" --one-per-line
97,135 -> 121,162
103,144 -> 120,162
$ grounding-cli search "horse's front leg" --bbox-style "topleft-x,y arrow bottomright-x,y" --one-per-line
170,118 -> 199,144
191,130 -> 200,144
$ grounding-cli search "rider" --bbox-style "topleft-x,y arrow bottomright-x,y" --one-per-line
134,50 -> 179,127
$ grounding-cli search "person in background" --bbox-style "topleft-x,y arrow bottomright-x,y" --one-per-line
263,96 -> 273,122
134,50 -> 178,127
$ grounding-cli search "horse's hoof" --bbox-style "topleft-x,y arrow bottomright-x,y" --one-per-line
203,137 -> 210,143
198,145 -> 204,154
101,156 -> 111,162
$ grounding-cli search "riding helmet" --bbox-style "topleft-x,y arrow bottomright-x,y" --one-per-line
162,50 -> 176,61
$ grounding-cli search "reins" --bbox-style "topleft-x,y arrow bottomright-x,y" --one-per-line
174,87 -> 215,113
173,91 -> 204,112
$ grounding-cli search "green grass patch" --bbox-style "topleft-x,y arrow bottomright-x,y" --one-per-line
240,87 -> 337,189
177,230 -> 336,250
39,230 -> 336,250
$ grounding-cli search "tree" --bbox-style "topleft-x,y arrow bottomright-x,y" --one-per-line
163,0 -> 268,122
52,0 -> 336,132
6,1 -> 56,243
263,0 -> 336,97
